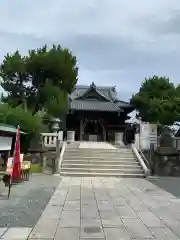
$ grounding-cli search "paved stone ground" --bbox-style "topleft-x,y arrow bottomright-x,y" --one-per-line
23,177 -> 180,240
149,177 -> 180,199
0,174 -> 59,230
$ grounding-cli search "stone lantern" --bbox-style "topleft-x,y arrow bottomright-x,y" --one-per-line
50,117 -> 61,133
50,117 -> 64,141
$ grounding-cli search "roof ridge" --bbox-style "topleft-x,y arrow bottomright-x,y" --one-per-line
75,85 -> 115,89
75,86 -> 110,102
117,100 -> 130,104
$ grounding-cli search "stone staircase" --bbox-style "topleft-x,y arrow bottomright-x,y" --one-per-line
60,144 -> 145,177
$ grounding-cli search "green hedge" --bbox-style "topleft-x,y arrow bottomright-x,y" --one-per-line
0,104 -> 43,136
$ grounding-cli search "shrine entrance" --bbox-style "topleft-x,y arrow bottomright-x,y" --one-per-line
82,119 -> 106,141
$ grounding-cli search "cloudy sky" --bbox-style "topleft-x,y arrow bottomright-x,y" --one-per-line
0,0 -> 180,100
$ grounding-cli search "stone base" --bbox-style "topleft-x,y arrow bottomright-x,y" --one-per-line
115,132 -> 124,146
67,131 -> 75,142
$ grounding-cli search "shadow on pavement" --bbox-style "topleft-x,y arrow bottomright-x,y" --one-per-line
149,177 -> 180,199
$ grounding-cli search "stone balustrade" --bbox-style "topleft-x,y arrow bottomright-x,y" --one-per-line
41,131 -> 63,148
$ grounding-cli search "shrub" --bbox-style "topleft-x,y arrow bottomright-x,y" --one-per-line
0,104 -> 43,136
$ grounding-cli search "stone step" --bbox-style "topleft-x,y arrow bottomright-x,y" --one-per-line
61,145 -> 144,178
62,160 -> 139,165
63,155 -> 135,160
66,151 -> 133,155
64,152 -> 134,157
60,167 -> 143,174
66,149 -> 132,153
62,163 -> 141,169
60,172 -> 145,178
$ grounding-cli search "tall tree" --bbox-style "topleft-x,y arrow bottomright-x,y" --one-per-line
26,44 -> 77,114
1,44 -> 78,117
130,75 -> 180,126
0,51 -> 28,110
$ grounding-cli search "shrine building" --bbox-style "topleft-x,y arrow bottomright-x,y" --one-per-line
66,82 -> 135,142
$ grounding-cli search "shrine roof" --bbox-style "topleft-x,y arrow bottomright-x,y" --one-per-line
70,100 -> 124,112
69,82 -> 134,112
70,84 -> 117,102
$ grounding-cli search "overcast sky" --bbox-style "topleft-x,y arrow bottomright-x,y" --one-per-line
0,0 -> 180,101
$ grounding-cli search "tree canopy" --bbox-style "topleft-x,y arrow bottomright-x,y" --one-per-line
130,75 -> 180,126
1,44 -> 78,117
0,104 -> 43,136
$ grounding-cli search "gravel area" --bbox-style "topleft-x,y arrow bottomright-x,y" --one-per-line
0,174 -> 60,228
149,177 -> 180,198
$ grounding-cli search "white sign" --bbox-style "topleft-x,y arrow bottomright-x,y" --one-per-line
7,154 -> 24,167
140,123 -> 157,149
0,136 -> 13,151
148,124 -> 157,147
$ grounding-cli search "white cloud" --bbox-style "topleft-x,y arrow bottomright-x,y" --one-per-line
0,0 -> 180,100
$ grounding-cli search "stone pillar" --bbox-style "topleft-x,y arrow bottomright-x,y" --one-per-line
58,131 -> 63,141
135,133 -> 140,149
44,136 -> 48,146
67,131 -> 75,142
54,139 -> 61,174
115,132 -> 124,146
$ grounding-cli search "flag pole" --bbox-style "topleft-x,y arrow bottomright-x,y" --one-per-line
11,125 -> 19,171
10,125 -> 20,183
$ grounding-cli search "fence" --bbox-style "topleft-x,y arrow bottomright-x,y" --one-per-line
135,133 -> 180,151
41,132 -> 63,148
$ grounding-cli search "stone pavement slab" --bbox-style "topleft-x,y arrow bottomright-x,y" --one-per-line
28,177 -> 180,239
0,227 -> 32,239
0,229 -> 7,238
54,227 -> 79,240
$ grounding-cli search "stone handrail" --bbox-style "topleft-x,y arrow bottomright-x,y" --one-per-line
41,132 -> 63,148
58,141 -> 67,175
131,144 -> 151,177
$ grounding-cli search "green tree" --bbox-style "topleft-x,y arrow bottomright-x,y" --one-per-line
0,51 -> 28,110
130,75 -> 180,126
0,104 -> 43,136
0,103 -> 44,152
1,44 -> 78,116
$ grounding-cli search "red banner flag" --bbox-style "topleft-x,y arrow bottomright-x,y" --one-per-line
12,125 -> 21,181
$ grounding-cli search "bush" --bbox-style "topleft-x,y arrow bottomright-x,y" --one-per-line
0,104 -> 43,136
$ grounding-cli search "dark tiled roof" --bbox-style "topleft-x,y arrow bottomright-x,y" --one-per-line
70,100 -> 124,112
115,100 -> 133,108
70,85 -> 117,102
69,83 -> 133,112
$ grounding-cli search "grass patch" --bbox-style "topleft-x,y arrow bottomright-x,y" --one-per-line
31,164 -> 42,173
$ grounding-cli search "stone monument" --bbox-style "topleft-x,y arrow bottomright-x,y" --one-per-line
155,128 -> 179,176
158,128 -> 175,151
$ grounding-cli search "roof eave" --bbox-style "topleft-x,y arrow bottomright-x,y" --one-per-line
70,107 -> 124,113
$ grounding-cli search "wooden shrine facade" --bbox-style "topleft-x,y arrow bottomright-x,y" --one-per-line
66,82 -> 134,142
